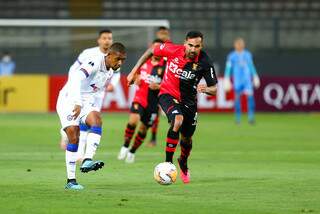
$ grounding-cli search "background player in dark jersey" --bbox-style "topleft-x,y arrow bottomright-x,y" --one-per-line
118,39 -> 166,163
147,26 -> 171,147
127,31 -> 218,183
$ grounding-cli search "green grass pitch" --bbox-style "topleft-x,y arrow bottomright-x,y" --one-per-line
0,113 -> 319,214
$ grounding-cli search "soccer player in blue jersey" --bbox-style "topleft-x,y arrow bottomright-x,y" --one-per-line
223,38 -> 260,124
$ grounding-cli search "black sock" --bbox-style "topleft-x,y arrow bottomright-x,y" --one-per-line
165,128 -> 179,163
151,132 -> 156,141
67,178 -> 76,183
180,139 -> 192,161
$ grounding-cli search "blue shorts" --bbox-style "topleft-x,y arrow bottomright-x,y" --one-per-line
234,81 -> 253,95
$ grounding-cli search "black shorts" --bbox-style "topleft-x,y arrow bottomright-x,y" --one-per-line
159,94 -> 198,138
130,102 -> 158,127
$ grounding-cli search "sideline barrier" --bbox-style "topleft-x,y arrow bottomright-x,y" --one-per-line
2,75 -> 318,113
0,75 -> 48,112
40,75 -> 320,113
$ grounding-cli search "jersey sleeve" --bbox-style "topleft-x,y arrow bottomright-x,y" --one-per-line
202,57 -> 218,87
77,58 -> 99,78
68,58 -> 99,106
68,49 -> 89,73
153,43 -> 180,58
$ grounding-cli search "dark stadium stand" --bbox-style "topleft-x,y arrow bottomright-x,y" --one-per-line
0,0 -> 319,76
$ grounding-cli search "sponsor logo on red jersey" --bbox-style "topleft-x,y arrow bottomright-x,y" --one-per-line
167,61 -> 196,80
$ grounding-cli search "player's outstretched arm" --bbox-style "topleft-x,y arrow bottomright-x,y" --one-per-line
205,85 -> 217,95
127,47 -> 154,85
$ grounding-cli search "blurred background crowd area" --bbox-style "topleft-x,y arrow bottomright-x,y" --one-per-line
0,0 -> 319,76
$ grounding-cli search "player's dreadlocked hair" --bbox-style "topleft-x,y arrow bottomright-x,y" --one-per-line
186,31 -> 203,40
108,42 -> 126,54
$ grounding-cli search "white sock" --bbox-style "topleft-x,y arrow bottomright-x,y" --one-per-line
66,150 -> 77,180
77,130 -> 88,160
84,132 -> 101,160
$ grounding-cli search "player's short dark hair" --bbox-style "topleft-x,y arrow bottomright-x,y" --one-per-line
99,29 -> 112,36
186,31 -> 203,41
152,38 -> 163,43
157,26 -> 169,31
108,42 -> 126,54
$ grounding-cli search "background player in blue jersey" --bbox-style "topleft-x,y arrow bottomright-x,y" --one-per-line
224,38 -> 260,124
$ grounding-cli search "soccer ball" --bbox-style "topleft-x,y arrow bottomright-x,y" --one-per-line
153,162 -> 177,185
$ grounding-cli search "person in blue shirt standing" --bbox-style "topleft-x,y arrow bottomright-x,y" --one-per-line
0,51 -> 16,76
224,38 -> 260,124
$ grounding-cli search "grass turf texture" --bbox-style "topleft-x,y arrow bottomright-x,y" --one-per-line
0,113 -> 319,214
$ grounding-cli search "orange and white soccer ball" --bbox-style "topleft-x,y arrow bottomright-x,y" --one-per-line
154,162 -> 177,185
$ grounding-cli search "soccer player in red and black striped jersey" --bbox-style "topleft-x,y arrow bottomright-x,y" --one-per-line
118,39 -> 166,163
147,26 -> 172,147
127,31 -> 218,183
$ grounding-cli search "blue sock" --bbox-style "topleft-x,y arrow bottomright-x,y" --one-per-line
248,95 -> 255,122
234,92 -> 241,123
79,123 -> 89,132
90,126 -> 102,135
66,143 -> 78,152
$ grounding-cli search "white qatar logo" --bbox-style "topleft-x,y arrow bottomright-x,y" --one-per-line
264,83 -> 320,109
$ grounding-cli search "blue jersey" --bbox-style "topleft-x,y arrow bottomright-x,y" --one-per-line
224,49 -> 257,90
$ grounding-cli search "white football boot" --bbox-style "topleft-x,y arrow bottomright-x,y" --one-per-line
125,152 -> 135,163
117,146 -> 129,160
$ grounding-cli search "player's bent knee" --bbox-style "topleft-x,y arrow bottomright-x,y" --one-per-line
64,126 -> 79,144
173,115 -> 183,130
86,111 -> 103,127
95,117 -> 103,126
67,134 -> 79,145
92,114 -> 103,127
129,113 -> 140,125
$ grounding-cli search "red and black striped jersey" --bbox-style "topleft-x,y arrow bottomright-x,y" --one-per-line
154,43 -> 218,106
133,58 -> 166,110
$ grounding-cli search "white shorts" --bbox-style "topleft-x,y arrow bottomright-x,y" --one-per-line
56,91 -> 101,130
